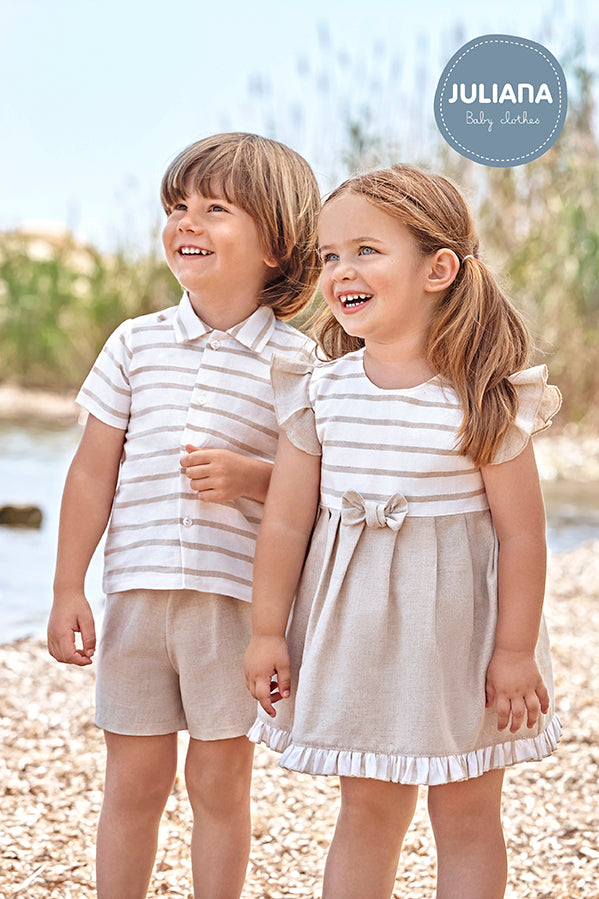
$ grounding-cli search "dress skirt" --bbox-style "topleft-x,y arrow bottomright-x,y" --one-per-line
248,494 -> 561,785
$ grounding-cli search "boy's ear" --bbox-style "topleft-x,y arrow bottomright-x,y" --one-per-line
424,248 -> 460,294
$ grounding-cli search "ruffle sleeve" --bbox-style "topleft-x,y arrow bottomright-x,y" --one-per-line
491,365 -> 562,465
270,352 -> 322,456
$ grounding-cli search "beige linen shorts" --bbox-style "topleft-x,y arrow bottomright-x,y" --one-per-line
95,588 -> 256,740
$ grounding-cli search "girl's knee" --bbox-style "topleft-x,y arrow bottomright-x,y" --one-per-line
428,770 -> 504,841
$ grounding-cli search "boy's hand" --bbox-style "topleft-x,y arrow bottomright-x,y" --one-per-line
485,647 -> 550,733
180,445 -> 271,503
244,635 -> 291,718
47,592 -> 96,666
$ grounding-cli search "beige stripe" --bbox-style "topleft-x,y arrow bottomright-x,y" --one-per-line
319,414 -> 457,433
322,486 -> 487,504
112,564 -> 252,588
90,364 -> 130,397
201,362 -> 270,386
105,539 -> 254,565
322,439 -> 460,456
185,427 -> 273,457
109,517 -> 257,541
185,408 -> 277,440
194,384 -> 273,412
321,462 -> 479,479
317,390 -> 459,410
78,388 -> 129,421
131,363 -> 201,377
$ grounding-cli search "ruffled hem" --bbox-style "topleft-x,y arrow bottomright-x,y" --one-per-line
248,714 -> 562,786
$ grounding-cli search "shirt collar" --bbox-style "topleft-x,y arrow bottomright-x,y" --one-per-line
173,292 -> 276,354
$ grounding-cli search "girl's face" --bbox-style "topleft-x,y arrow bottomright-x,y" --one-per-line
318,192 -> 435,351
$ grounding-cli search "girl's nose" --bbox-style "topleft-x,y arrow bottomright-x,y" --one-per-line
332,260 -> 357,281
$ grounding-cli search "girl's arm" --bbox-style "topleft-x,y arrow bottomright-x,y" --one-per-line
244,431 -> 321,717
481,440 -> 550,732
48,414 -> 125,666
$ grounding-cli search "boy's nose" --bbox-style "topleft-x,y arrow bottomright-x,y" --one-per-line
178,213 -> 203,233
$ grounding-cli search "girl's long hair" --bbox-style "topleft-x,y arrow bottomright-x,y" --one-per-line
313,166 -> 530,466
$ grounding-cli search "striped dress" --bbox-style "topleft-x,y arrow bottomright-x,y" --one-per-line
248,348 -> 562,785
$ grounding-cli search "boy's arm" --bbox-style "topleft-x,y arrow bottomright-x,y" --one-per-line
181,445 -> 273,503
244,431 -> 321,716
481,440 -> 550,732
48,414 -> 125,666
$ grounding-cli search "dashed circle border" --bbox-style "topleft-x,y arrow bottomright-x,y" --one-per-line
435,35 -> 566,164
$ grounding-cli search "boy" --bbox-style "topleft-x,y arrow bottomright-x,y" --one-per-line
47,132 -> 321,898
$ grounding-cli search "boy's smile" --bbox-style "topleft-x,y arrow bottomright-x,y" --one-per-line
162,190 -> 276,330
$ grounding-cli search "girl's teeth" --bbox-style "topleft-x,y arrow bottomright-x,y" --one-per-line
180,248 -> 211,255
343,294 -> 371,307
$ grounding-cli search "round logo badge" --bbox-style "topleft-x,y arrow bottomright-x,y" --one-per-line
434,34 -> 567,167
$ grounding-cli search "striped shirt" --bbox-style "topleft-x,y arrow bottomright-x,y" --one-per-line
77,293 -> 313,601
309,349 -> 489,517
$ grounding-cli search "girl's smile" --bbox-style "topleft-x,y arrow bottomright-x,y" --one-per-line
318,193 -> 434,350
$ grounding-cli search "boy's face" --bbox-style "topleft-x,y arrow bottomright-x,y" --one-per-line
162,188 -> 276,329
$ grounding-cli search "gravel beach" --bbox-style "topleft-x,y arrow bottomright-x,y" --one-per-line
1,422 -> 598,898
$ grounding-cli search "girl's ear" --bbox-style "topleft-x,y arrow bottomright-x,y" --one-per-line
424,248 -> 460,294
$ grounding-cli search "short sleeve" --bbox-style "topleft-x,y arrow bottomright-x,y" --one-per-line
76,320 -> 132,429
270,352 -> 322,456
491,365 -> 562,465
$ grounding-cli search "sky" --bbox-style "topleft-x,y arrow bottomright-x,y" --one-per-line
1,0 -> 596,252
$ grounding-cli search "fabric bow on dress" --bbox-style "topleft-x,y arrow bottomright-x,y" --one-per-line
341,490 -> 408,530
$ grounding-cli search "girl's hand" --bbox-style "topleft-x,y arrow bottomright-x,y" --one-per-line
485,647 -> 550,732
244,636 -> 291,718
180,445 -> 271,503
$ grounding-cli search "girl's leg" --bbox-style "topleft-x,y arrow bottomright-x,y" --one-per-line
96,731 -> 178,899
323,776 -> 419,899
427,768 -> 507,899
185,735 -> 254,899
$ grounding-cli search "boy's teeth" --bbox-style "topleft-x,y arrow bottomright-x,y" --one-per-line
180,247 -> 211,255
342,293 -> 371,307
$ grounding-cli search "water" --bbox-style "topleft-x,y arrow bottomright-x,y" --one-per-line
0,422 -> 104,645
1,423 -> 598,645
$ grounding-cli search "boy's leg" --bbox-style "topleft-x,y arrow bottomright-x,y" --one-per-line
322,776 -> 419,899
185,735 -> 254,899
427,768 -> 507,899
96,731 -> 178,899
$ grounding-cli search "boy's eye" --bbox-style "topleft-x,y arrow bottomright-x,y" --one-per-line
173,203 -> 187,212
359,246 -> 377,256
209,203 -> 227,213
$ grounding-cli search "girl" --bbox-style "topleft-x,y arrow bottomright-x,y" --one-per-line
244,165 -> 561,899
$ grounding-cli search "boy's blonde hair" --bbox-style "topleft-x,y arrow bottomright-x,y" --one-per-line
314,165 -> 531,467
161,132 -> 322,319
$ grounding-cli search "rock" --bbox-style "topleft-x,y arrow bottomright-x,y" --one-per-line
0,504 -> 43,528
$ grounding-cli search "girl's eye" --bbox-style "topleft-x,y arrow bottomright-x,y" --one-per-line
322,252 -> 339,263
359,246 -> 377,256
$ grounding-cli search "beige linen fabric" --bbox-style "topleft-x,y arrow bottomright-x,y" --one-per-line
96,589 -> 256,739
77,293 -> 314,602
248,351 -> 562,785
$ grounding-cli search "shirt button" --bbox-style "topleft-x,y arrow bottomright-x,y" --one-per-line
197,395 -> 207,405
182,516 -> 193,527
209,338 -> 220,349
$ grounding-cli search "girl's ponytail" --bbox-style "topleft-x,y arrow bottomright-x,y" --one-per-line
427,256 -> 530,467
